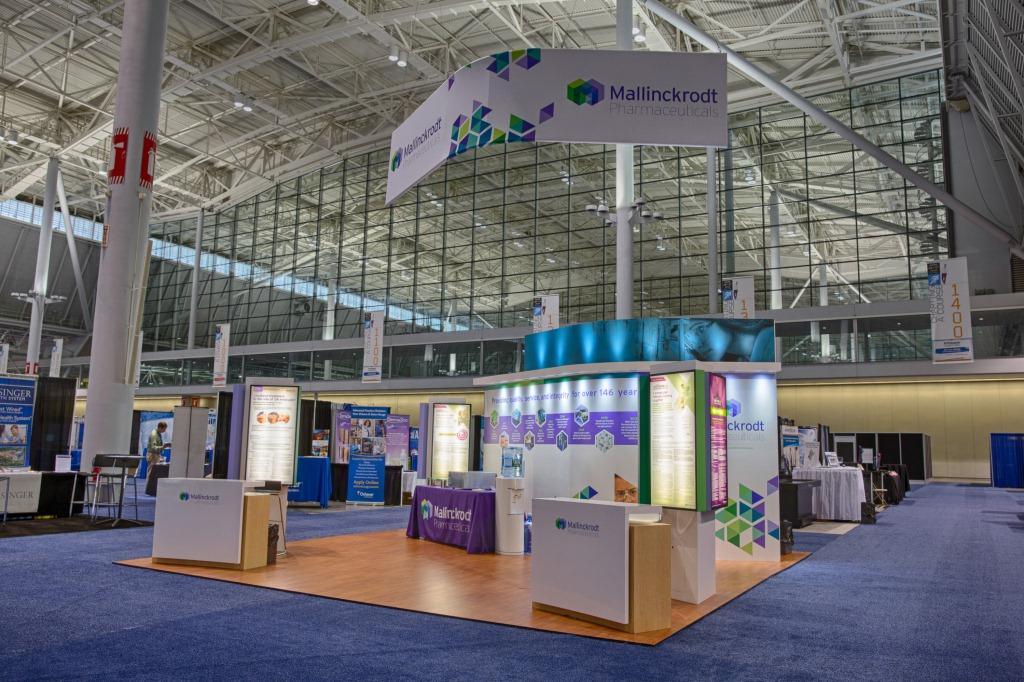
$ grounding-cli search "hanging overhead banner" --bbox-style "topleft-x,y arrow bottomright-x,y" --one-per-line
362,311 -> 385,383
49,339 -> 63,378
532,295 -> 560,332
213,323 -> 230,387
928,258 -> 973,363
0,344 -> 9,375
722,277 -> 754,320
386,49 -> 728,203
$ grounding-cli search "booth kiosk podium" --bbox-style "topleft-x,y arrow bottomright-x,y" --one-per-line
532,498 -> 671,633
495,476 -> 525,555
152,479 -> 271,570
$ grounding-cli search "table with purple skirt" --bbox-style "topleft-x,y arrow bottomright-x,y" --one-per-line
406,486 -> 495,554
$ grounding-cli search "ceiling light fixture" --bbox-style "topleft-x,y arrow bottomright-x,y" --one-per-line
388,46 -> 400,62
632,15 -> 642,36
634,25 -> 647,44
307,0 -> 320,5
396,50 -> 408,68
242,98 -> 254,112
233,95 -> 244,108
6,130 -> 17,145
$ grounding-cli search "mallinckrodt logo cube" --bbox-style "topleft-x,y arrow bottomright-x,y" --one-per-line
567,78 -> 604,106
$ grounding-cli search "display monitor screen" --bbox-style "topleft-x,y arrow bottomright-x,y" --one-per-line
245,384 -> 299,483
708,372 -> 729,509
430,403 -> 471,480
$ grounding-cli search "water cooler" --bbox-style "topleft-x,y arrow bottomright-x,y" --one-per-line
495,476 -> 525,555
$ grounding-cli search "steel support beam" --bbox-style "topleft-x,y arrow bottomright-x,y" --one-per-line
55,170 -> 94,329
24,156 -> 60,374
641,0 -> 1024,261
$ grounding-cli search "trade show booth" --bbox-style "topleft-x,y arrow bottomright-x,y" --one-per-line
121,317 -> 804,645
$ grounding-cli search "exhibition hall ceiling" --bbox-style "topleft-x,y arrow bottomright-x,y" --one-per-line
0,0 -> 943,217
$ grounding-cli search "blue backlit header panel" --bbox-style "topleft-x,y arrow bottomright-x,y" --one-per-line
524,318 -> 776,371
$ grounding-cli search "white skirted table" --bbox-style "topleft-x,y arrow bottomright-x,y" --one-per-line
791,467 -> 866,522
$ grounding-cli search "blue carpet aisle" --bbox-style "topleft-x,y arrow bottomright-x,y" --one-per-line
1,484 -> 1021,681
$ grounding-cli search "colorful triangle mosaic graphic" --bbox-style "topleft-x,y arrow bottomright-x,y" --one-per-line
487,48 -> 541,80
573,485 -> 599,500
715,476 -> 779,555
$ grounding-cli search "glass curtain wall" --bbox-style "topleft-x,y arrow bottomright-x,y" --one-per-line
144,70 -> 946,351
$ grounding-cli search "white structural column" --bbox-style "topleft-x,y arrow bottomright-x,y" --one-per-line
187,208 -> 205,349
768,190 -> 782,310
25,156 -> 60,374
614,0 -> 634,320
641,0 -> 1024,261
706,148 -> 719,314
83,0 -> 170,466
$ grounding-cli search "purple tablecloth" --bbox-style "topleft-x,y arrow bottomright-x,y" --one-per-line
406,486 -> 495,553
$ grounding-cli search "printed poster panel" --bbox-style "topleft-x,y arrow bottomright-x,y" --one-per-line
722,276 -> 754,320
346,452 -> 385,504
482,375 -> 641,505
245,384 -> 299,484
0,376 -> 35,467
430,403 -> 471,481
362,311 -> 384,383
385,414 -> 410,466
311,429 -> 330,457
928,257 -> 974,363
333,407 -> 351,463
348,406 -> 390,460
387,49 -> 727,203
708,373 -> 729,509
649,372 -> 697,510
780,425 -> 800,471
213,323 -> 230,387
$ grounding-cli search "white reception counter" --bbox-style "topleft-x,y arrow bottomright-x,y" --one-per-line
152,478 -> 271,569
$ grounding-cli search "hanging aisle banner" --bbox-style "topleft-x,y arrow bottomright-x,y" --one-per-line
532,295 -> 560,332
362,311 -> 384,383
213,323 -> 230,387
0,376 -> 36,467
386,49 -> 728,203
928,258 -> 973,363
0,344 -> 9,375
722,277 -> 754,320
49,339 -> 63,378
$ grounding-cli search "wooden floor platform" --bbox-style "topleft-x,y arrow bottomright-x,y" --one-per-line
117,529 -> 807,645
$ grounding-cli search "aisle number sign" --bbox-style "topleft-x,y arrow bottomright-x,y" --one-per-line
532,295 -> 559,332
362,311 -> 384,383
213,323 -> 230,387
721,277 -> 754,319
49,338 -> 63,378
928,258 -> 973,364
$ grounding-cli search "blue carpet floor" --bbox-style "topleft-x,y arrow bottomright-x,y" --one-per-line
1,483 -> 1021,680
